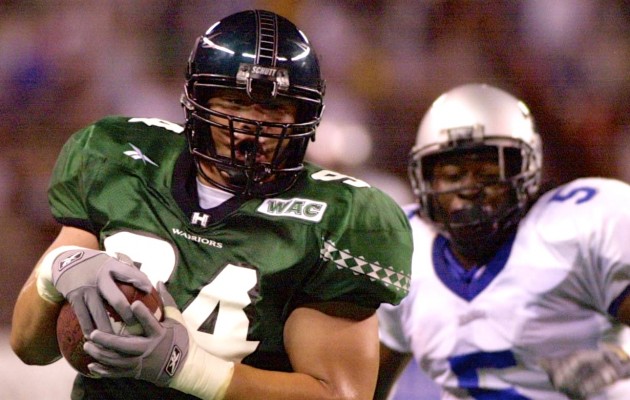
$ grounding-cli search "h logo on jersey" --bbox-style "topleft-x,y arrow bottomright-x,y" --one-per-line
191,212 -> 210,227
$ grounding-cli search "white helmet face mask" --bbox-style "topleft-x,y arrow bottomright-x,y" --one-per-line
409,83 -> 542,260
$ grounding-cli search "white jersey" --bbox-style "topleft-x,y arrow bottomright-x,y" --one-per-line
379,178 -> 630,400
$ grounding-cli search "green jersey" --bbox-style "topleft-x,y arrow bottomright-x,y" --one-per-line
49,116 -> 412,399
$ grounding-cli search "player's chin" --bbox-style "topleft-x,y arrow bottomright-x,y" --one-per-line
452,223 -> 497,241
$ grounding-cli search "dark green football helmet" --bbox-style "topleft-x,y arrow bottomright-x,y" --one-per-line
181,9 -> 326,197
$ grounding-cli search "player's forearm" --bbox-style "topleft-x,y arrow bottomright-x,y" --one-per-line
374,345 -> 412,400
12,227 -> 102,364
10,273 -> 62,365
223,363 -> 367,400
170,345 -> 370,400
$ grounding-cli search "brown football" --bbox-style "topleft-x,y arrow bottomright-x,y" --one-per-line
56,281 -> 164,377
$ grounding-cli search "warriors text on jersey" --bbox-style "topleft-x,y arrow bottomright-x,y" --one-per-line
49,116 -> 413,399
378,178 -> 630,400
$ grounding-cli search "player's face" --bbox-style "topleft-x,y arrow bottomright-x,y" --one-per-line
199,89 -> 298,186
429,151 -> 511,233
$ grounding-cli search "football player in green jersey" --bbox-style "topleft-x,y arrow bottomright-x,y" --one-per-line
11,9 -> 412,400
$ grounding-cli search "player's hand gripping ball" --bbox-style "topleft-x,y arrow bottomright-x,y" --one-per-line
56,281 -> 164,377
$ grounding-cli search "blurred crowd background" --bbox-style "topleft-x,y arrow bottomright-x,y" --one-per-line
0,0 -> 628,398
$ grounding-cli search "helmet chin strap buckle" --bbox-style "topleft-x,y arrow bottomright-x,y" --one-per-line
247,165 -> 272,184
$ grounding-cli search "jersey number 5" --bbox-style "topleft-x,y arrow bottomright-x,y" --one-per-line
449,350 -> 528,399
549,186 -> 597,204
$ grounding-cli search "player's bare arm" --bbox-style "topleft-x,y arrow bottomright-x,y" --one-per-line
86,288 -> 381,399
11,226 -> 99,364
12,224 -> 153,365
224,303 -> 379,400
615,295 -> 630,326
373,344 -> 412,400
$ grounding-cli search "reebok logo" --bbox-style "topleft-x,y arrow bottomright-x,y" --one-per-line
257,198 -> 327,222
165,345 -> 182,376
59,251 -> 84,271
124,143 -> 159,167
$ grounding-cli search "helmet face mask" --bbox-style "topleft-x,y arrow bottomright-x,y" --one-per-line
409,84 -> 542,260
182,10 -> 325,197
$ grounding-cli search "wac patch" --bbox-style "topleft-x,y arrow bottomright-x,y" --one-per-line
257,198 -> 327,222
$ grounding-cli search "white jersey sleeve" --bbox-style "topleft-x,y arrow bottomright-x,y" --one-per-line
524,177 -> 630,316
378,204 -> 436,354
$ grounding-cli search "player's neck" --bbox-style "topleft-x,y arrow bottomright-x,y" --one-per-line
196,177 -> 234,209
447,242 -> 497,271
450,249 -> 481,271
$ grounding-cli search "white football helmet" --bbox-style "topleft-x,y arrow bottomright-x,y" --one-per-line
409,83 -> 542,257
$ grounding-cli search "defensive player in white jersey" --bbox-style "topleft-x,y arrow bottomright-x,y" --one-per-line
375,83 -> 630,400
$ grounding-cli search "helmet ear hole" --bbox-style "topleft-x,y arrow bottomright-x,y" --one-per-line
420,153 -> 439,183
194,85 -> 212,106
503,147 -> 523,178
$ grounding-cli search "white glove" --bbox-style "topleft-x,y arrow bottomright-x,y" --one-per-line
540,344 -> 630,399
36,246 -> 154,335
